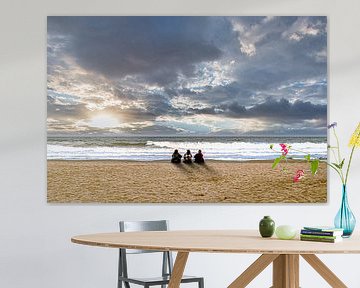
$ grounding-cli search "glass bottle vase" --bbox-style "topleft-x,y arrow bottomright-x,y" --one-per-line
334,185 -> 356,237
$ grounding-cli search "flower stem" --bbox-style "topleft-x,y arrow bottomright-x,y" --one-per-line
333,127 -> 342,162
345,145 -> 356,185
345,130 -> 360,185
333,127 -> 345,183
327,162 -> 344,181
330,148 -> 339,165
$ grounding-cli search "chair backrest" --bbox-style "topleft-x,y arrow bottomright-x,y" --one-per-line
119,220 -> 169,254
118,220 -> 174,283
120,220 -> 168,232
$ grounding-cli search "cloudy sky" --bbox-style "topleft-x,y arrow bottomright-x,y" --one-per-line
47,16 -> 327,136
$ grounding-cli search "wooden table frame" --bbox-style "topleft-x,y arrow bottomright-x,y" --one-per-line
168,252 -> 347,288
72,230 -> 358,288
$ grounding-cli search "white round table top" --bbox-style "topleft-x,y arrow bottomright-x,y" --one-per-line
71,230 -> 360,254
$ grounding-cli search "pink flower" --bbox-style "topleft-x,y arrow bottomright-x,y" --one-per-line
279,143 -> 289,156
293,169 -> 305,182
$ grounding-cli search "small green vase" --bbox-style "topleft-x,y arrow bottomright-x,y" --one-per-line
259,216 -> 275,238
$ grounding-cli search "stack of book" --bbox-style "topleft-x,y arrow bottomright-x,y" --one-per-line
300,226 -> 344,243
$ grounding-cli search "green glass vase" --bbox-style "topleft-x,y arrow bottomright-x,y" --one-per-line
259,216 -> 275,238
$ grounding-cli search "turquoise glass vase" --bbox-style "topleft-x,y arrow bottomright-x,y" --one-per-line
334,185 -> 356,237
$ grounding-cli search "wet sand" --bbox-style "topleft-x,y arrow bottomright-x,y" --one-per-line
47,160 -> 327,203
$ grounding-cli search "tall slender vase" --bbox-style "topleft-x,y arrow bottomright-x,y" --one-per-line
334,185 -> 356,237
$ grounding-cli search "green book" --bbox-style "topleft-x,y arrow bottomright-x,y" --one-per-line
300,236 -> 342,243
300,234 -> 340,240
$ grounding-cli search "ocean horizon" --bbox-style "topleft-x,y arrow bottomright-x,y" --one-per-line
47,135 -> 327,161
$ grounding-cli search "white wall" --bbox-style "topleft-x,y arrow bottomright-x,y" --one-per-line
1,0 -> 360,287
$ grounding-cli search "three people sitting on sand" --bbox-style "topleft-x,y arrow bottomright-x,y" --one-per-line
171,149 -> 205,164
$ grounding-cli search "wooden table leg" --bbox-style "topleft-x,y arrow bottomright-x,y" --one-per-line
228,254 -> 279,288
301,254 -> 347,288
168,252 -> 189,288
272,254 -> 299,288
288,255 -> 299,288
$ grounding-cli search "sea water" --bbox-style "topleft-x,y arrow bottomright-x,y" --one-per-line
47,136 -> 327,161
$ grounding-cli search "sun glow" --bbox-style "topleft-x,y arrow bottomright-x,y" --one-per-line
88,114 -> 120,129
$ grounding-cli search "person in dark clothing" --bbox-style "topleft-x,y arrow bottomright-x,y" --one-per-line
171,149 -> 182,163
183,149 -> 192,164
194,149 -> 205,164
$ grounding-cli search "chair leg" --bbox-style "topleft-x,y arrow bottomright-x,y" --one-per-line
118,249 -> 122,288
199,278 -> 204,288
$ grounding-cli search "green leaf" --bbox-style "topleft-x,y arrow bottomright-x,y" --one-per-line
272,157 -> 282,169
270,144 -> 274,149
339,158 -> 345,169
311,159 -> 319,175
332,162 -> 341,169
304,154 -> 311,162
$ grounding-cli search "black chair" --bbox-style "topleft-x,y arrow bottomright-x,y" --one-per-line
118,220 -> 204,288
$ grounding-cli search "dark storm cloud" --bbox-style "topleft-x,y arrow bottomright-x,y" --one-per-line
225,16 -> 327,105
106,92 -> 175,122
48,16 -> 326,100
47,96 -> 87,119
189,98 -> 326,122
243,38 -> 326,89
48,16 -> 223,85
47,16 -> 327,135
245,98 -> 326,121
143,93 -> 173,116
245,126 -> 327,136
155,17 -> 327,110
121,125 -> 184,136
195,81 -> 255,107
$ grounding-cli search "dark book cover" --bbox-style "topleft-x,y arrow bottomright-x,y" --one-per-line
300,229 -> 342,237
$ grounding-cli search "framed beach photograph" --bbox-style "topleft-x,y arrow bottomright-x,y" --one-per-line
47,16 -> 328,203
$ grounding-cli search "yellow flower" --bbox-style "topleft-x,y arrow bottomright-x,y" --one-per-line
349,122 -> 360,147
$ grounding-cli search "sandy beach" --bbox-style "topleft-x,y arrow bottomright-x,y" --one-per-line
47,160 -> 327,203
